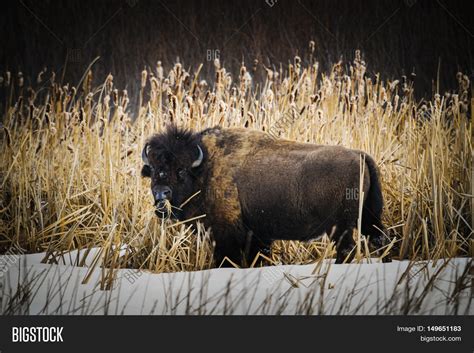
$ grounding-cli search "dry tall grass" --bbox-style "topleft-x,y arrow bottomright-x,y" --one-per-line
0,51 -> 472,274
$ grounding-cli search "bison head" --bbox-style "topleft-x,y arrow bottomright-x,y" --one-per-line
141,127 -> 205,219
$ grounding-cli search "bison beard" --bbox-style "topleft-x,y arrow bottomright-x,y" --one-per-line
141,125 -> 391,267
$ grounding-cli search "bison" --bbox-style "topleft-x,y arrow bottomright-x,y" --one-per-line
141,125 -> 391,266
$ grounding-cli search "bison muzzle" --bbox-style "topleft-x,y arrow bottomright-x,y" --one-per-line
141,125 -> 392,266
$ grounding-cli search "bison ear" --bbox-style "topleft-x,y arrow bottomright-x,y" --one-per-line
141,165 -> 152,178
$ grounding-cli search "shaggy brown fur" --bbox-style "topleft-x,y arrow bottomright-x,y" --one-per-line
142,126 -> 391,266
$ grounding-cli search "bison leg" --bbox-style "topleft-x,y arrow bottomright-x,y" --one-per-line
213,232 -> 245,268
368,225 -> 392,263
332,226 -> 356,264
244,231 -> 272,267
362,217 -> 392,263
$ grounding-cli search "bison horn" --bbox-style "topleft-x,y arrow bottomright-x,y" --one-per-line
142,143 -> 151,165
191,145 -> 204,168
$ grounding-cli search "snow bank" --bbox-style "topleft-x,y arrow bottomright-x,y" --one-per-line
0,251 -> 472,315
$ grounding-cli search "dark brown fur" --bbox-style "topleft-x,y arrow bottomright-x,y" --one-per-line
142,126 -> 391,266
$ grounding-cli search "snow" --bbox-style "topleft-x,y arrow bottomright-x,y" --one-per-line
0,250 -> 472,315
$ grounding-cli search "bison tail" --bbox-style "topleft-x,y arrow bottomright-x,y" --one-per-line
361,154 -> 391,261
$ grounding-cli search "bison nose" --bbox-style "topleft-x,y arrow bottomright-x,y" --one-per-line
153,187 -> 172,204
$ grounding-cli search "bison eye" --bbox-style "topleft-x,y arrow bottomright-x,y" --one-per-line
177,168 -> 186,181
158,170 -> 167,179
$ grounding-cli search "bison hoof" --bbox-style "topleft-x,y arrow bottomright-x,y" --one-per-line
335,256 -> 350,264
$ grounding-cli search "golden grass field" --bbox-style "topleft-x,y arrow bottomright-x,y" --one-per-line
0,50 -> 472,277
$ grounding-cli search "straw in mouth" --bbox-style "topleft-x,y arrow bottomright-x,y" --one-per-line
155,199 -> 172,218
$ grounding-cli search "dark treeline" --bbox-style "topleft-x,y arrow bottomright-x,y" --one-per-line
1,0 -> 473,101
